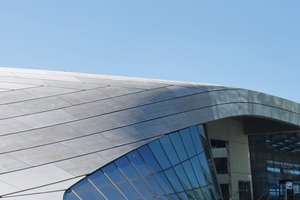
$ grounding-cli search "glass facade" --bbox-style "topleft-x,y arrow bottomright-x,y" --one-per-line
64,125 -> 222,200
249,132 -> 300,200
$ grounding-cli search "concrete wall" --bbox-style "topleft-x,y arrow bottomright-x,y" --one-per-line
207,118 -> 252,200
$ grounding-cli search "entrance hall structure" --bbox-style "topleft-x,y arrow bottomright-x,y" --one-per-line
0,67 -> 299,200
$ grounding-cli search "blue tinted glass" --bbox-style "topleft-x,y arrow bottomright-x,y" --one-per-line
182,160 -> 199,188
64,190 -> 80,200
189,126 -> 204,153
147,197 -> 158,200
186,190 -> 197,200
168,193 -> 179,200
174,164 -> 192,190
156,195 -> 169,200
159,136 -> 180,165
199,153 -> 213,183
98,184 -> 126,200
180,129 -> 196,157
199,152 -> 212,172
144,175 -> 164,195
117,181 -> 142,199
88,170 -> 111,186
138,145 -> 161,173
88,171 -> 126,199
127,150 -> 151,177
209,185 -> 219,200
132,179 -> 154,198
102,164 -> 126,184
190,156 -> 207,186
149,140 -> 171,169
165,168 -> 184,192
72,179 -> 105,200
115,156 -> 139,180
202,187 -> 211,199
177,192 -> 189,199
155,172 -> 174,194
195,188 -> 205,199
197,125 -> 207,139
169,132 -> 188,162
65,125 -> 221,200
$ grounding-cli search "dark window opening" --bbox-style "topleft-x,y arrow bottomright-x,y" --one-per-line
239,180 -> 251,200
214,158 -> 228,174
220,184 -> 229,200
211,139 -> 227,148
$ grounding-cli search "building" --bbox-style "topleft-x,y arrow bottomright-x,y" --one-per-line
0,67 -> 299,200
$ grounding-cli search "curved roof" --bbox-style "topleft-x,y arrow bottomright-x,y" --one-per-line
0,67 -> 299,199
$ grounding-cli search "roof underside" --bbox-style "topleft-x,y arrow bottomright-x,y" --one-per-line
0,67 -> 299,199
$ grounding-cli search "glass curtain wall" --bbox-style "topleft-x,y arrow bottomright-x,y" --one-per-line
64,125 -> 222,200
249,132 -> 300,200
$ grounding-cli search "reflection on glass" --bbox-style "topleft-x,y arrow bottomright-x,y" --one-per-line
115,157 -> 139,180
71,180 -> 105,200
170,132 -> 188,162
249,132 -> 300,199
64,125 -> 222,200
144,175 -> 164,196
160,136 -> 180,165
138,145 -> 161,173
127,150 -> 151,177
180,129 -> 196,157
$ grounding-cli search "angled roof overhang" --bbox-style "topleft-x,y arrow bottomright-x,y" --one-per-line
0,67 -> 298,199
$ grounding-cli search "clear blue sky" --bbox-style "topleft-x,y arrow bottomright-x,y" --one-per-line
1,1 -> 300,102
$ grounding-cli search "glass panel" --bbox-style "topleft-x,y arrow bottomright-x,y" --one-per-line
202,187 -> 211,199
169,132 -> 188,162
64,190 -> 80,200
180,129 -> 196,157
145,175 -> 165,196
156,195 -> 169,200
168,193 -> 180,200
146,197 -> 157,200
208,186 -> 217,200
132,178 -> 154,199
174,164 -> 192,190
138,145 -> 161,173
115,156 -> 139,180
165,168 -> 184,192
194,188 -> 205,199
88,170 -> 111,186
71,179 -> 105,199
197,125 -> 206,138
182,160 -> 199,188
159,136 -> 180,166
127,150 -> 151,177
98,184 -> 126,200
155,171 -> 175,194
190,126 -> 204,153
149,140 -> 171,170
199,153 -> 213,184
249,132 -> 300,199
177,192 -> 189,199
190,156 -> 207,186
88,170 -> 125,200
117,181 -> 142,199
102,164 -> 126,184
186,190 -> 197,200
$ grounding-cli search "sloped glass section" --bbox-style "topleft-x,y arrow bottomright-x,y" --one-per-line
64,125 -> 222,200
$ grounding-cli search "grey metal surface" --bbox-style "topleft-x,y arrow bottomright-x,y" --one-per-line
0,67 -> 299,199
